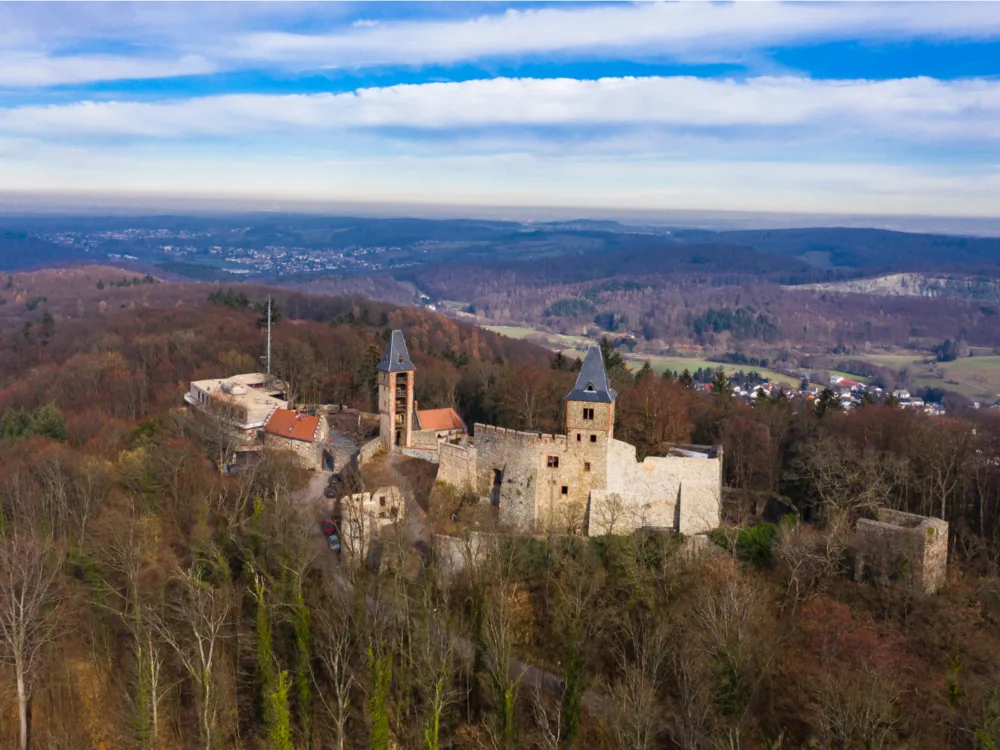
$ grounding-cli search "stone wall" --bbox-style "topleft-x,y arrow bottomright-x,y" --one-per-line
855,508 -> 948,594
340,485 -> 405,561
473,424 -> 550,531
411,428 -> 440,450
437,442 -> 478,492
588,490 -> 677,535
264,434 -> 322,470
598,439 -> 722,536
398,447 -> 439,463
358,438 -> 383,467
432,532 -> 490,576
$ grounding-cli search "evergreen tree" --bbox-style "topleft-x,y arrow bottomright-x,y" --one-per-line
0,407 -> 32,440
634,360 -> 653,383
815,388 -> 843,418
360,344 -> 383,412
551,351 -> 567,371
96,279 -> 104,290
30,403 -> 67,441
679,369 -> 694,388
598,336 -> 626,376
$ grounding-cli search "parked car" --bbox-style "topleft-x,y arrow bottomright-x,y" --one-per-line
327,472 -> 343,486
321,519 -> 341,553
323,483 -> 340,499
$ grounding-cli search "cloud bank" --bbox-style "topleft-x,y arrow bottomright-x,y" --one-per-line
1,76 -> 996,143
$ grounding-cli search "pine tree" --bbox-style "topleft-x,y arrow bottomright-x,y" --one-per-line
30,402 -> 67,441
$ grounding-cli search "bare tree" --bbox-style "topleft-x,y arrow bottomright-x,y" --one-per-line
153,566 -> 234,750
481,540 -> 527,749
313,583 -> 360,750
413,562 -> 457,750
0,534 -> 65,750
606,613 -> 669,750
93,510 -> 169,749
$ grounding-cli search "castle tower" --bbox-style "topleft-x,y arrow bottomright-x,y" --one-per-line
565,345 -> 617,442
377,330 -> 415,450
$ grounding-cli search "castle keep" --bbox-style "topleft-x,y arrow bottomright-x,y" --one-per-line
379,331 -> 723,536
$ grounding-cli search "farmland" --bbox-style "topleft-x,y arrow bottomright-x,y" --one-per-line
483,325 -> 802,386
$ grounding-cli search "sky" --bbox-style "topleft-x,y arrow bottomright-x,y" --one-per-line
1,1 -> 1000,221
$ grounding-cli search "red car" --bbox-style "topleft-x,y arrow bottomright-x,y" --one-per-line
320,519 -> 341,553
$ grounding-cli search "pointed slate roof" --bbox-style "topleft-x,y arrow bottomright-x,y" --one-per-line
565,345 -> 617,403
377,330 -> 415,373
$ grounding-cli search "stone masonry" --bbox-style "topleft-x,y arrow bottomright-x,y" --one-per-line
435,343 -> 723,536
854,508 -> 948,594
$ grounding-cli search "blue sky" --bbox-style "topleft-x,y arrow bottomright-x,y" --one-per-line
1,1 -> 1000,218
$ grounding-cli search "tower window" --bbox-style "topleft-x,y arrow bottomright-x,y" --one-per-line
561,486 -> 568,496
576,433 -> 581,441
582,407 -> 595,420
590,435 -> 597,443
546,455 -> 559,468
584,462 -> 591,472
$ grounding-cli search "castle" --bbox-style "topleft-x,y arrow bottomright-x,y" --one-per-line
377,330 -> 723,537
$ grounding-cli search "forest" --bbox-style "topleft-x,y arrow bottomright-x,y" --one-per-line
1,272 -> 1000,749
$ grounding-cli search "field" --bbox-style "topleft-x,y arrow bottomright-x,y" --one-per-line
849,352 -> 1000,400
482,325 -> 801,385
634,355 -> 802,387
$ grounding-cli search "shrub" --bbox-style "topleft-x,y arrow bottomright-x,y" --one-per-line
710,523 -> 779,567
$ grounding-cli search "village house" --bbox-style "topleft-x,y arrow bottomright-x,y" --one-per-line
262,407 -> 329,470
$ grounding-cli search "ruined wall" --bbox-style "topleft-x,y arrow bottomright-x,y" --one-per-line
588,490 -> 677,535
473,424 -> 548,532
855,508 -> 948,594
358,438 -> 383,467
437,442 -> 478,492
411,428 -> 440,450
600,439 -> 722,536
473,423 -> 609,534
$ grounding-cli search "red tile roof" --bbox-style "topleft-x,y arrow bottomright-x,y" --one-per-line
417,407 -> 465,432
264,408 -> 320,442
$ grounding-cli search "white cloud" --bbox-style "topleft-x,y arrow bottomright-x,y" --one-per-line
1,75 -> 997,142
0,53 -> 215,87
233,2 -> 1000,69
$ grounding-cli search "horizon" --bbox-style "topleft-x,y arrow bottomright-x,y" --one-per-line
3,192 -> 1000,238
1,2 -> 1000,219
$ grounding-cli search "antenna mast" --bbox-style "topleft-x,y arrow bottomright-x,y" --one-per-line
266,296 -> 272,376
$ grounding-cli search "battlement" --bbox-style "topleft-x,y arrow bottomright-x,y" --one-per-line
473,423 -> 569,447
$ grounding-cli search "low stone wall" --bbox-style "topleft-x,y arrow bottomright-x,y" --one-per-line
432,532 -> 490,576
855,508 -> 948,594
399,447 -> 439,463
358,438 -> 383,467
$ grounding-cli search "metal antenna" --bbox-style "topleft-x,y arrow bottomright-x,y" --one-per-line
266,296 -> 272,375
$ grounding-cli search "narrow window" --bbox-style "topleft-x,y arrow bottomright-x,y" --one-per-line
379,496 -> 386,507
584,462 -> 591,472
576,433 -> 581,442
561,486 -> 568,496
590,434 -> 597,443
547,455 -> 559,468
583,407 -> 595,420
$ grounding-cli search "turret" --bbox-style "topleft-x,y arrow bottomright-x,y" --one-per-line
565,345 -> 617,441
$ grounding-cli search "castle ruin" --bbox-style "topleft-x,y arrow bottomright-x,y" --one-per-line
378,331 -> 723,536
